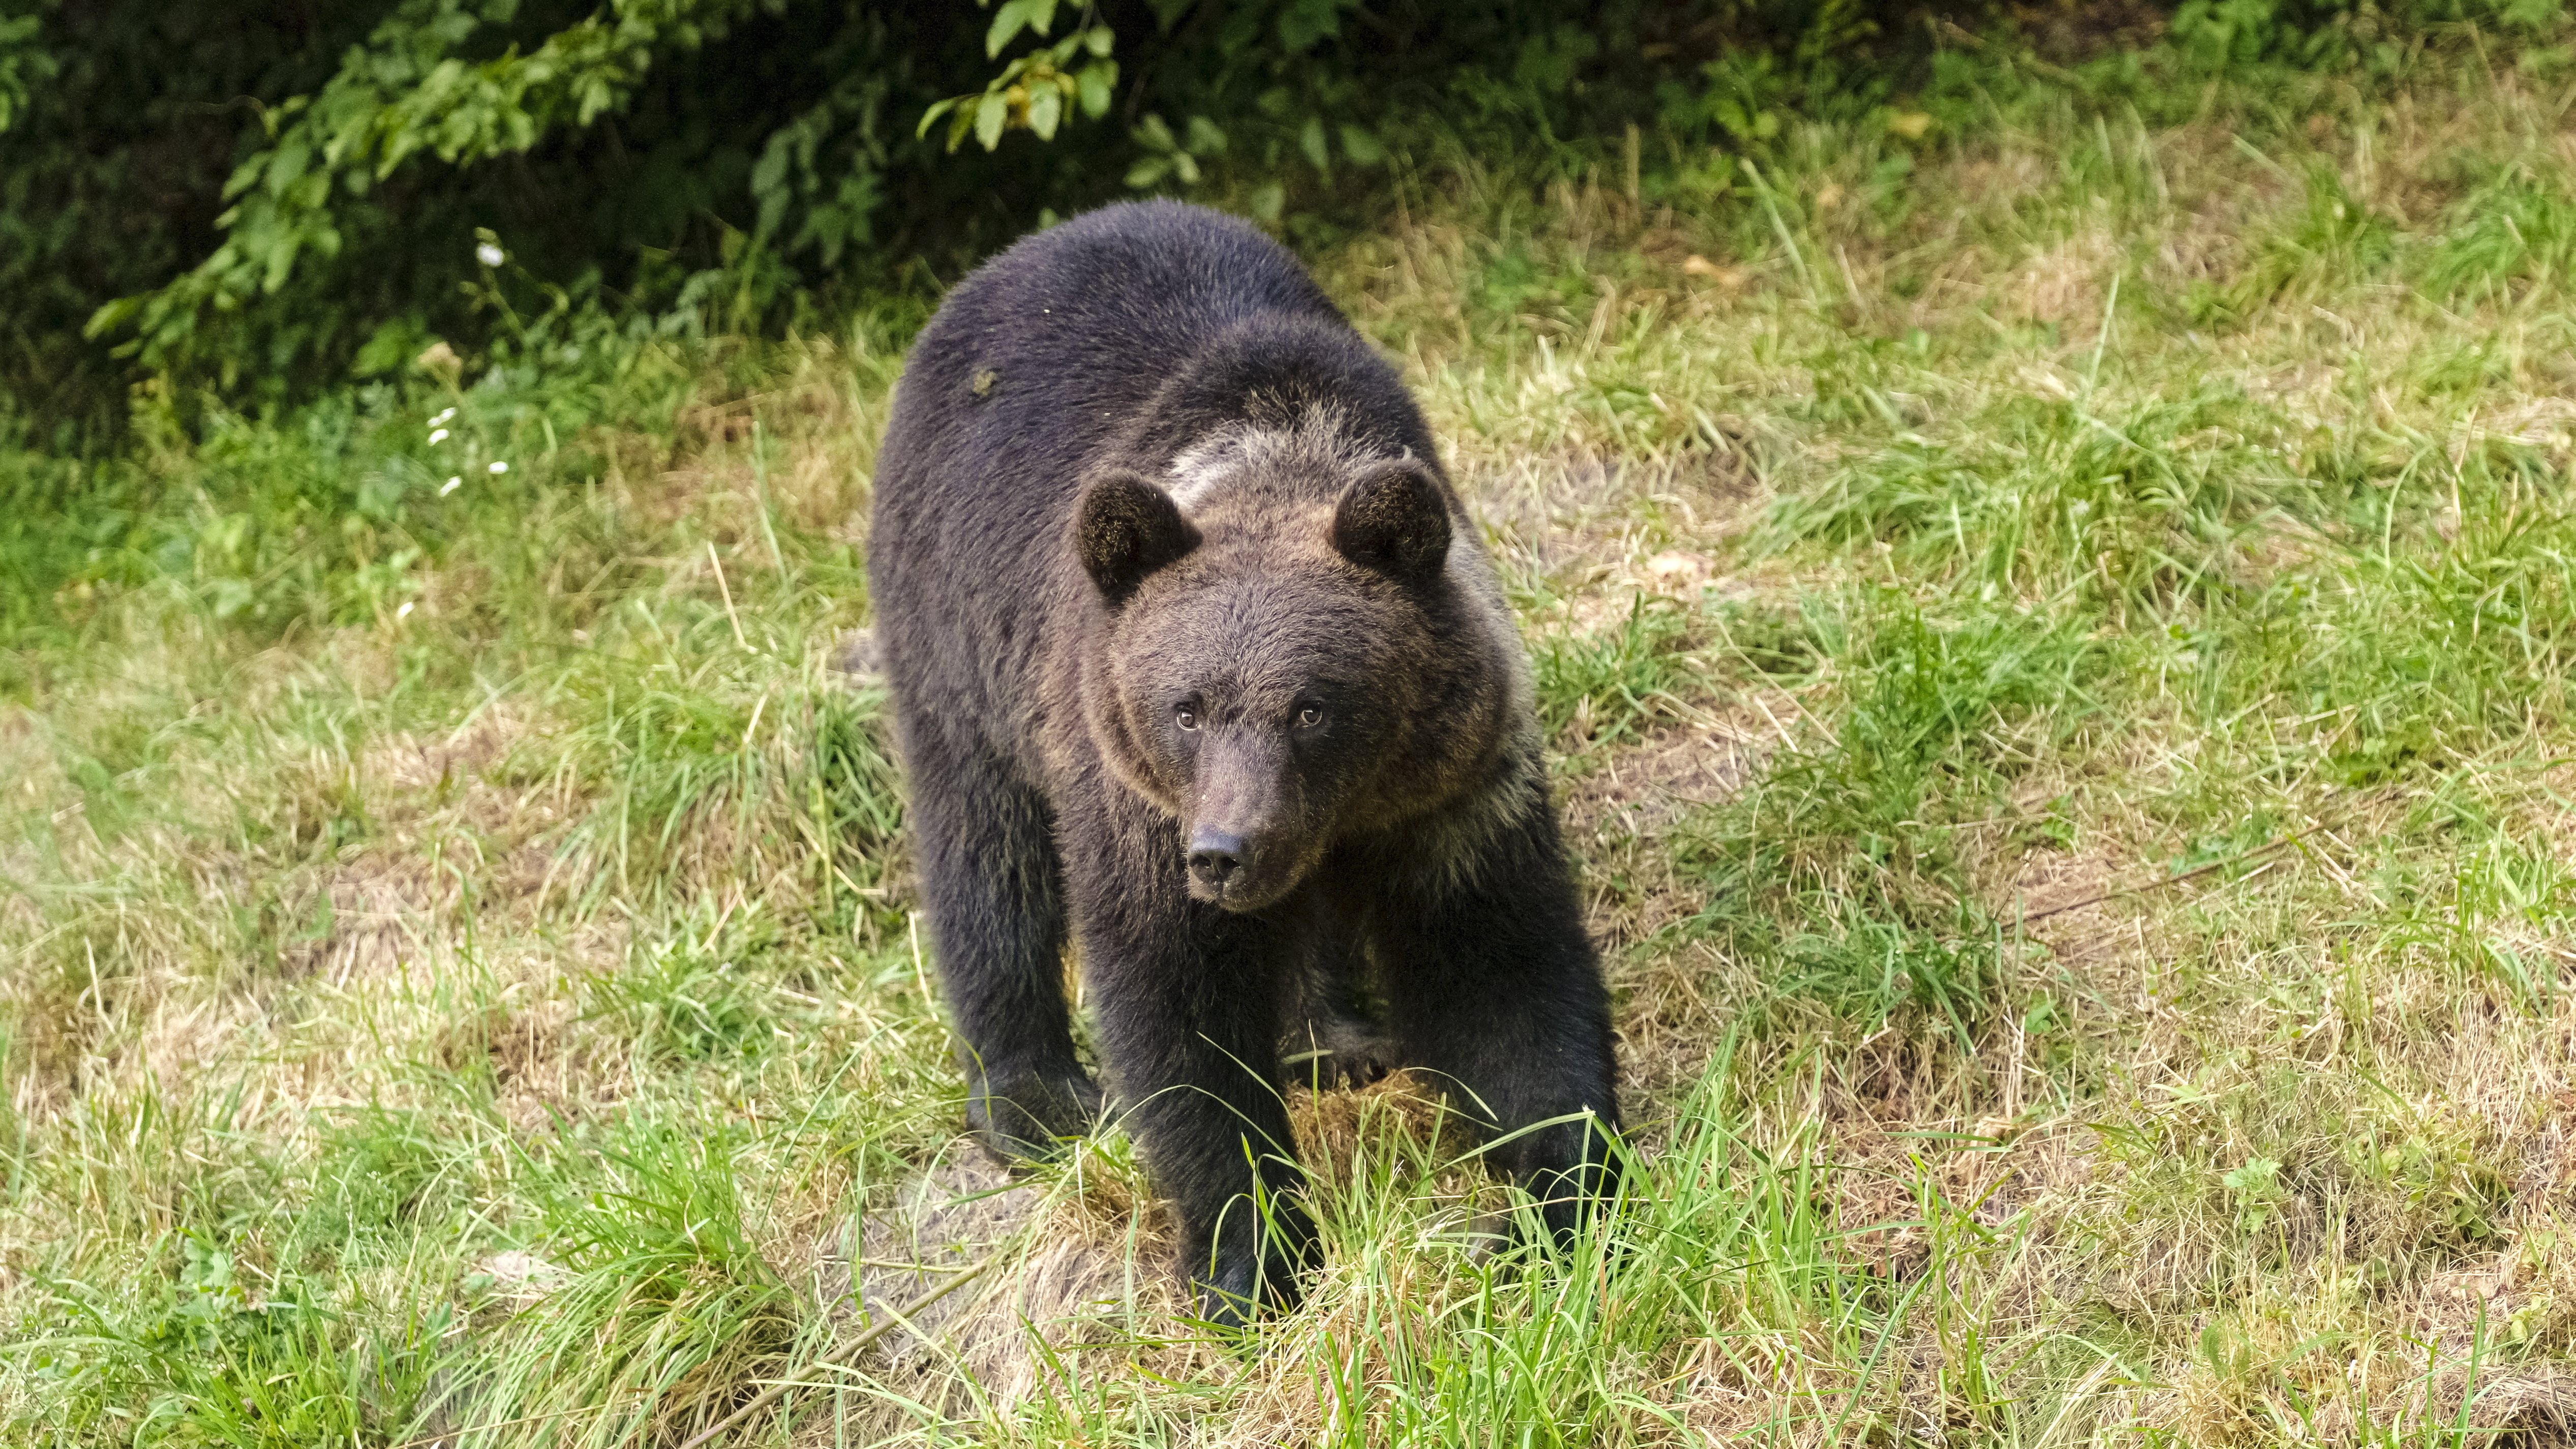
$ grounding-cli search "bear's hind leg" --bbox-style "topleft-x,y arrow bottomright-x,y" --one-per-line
904,729 -> 1100,1161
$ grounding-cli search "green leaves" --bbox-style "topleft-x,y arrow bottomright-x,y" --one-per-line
986,0 -> 1059,58
1125,112 -> 1224,189
1076,57 -> 1114,117
974,90 -> 1008,149
1276,0 -> 1359,53
0,9 -> 58,136
919,19 -> 1116,154
942,0 -> 1384,204
2223,1154 -> 2287,1231
1126,105 -> 1377,199
1298,114 -> 1328,172
748,71 -> 894,268
89,0 -> 767,371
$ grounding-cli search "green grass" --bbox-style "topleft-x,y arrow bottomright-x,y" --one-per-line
12,25 -> 2576,1448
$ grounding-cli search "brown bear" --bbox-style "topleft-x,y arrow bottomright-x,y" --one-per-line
868,200 -> 1619,1327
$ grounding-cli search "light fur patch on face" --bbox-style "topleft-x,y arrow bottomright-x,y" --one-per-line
1162,407 -> 1400,516
1162,434 -> 1244,512
1166,410 -> 1526,706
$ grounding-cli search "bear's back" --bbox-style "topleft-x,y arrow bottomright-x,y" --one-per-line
885,202 -> 1342,486
954,199 -> 1335,350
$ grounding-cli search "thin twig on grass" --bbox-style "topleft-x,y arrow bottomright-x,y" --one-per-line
2018,831 -> 2310,924
2020,784 -> 2409,926
708,540 -> 752,653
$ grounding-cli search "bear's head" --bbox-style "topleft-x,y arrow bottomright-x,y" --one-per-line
1073,457 -> 1493,912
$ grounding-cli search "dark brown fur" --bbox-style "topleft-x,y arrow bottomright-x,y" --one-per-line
869,201 -> 1621,1327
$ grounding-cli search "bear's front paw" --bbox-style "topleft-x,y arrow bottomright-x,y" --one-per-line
1465,1148 -> 1628,1263
1283,1013 -> 1400,1090
1190,1205 -> 1320,1333
966,1066 -> 1103,1164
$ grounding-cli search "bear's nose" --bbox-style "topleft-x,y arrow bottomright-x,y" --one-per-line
1187,829 -> 1246,887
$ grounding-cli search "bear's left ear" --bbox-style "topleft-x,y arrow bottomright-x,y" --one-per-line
1076,469 -> 1201,605
1330,460 -> 1451,585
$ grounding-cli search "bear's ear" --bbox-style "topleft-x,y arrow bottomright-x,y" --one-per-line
1330,461 -> 1451,585
1076,469 -> 1201,605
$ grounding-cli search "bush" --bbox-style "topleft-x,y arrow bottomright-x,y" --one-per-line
4,0 -> 2568,428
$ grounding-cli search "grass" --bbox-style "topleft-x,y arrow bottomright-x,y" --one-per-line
11,23 -> 2576,1447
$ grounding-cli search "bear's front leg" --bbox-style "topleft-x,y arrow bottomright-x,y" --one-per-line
1374,786 -> 1623,1246
1282,891 -> 1399,1090
1062,798 -> 1318,1328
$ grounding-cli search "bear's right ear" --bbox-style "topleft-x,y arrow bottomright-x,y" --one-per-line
1330,460 -> 1451,585
1075,469 -> 1201,605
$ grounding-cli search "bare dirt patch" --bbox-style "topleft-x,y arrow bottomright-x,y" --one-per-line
1564,711 -> 1774,844
1565,702 -> 1794,955
2009,226 -> 2120,333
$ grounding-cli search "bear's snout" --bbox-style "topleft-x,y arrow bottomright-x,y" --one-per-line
1186,817 -> 1281,908
1187,827 -> 1248,889
1184,733 -> 1303,909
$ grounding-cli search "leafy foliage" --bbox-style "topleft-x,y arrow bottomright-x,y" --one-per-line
4,0 -> 2570,427
85,0 -> 777,377
1,0 -> 1668,415
0,5 -> 54,136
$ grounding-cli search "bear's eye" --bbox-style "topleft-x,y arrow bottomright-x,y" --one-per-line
1295,706 -> 1325,730
1174,706 -> 1200,732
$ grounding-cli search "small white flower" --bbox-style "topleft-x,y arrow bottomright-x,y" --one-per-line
396,601 -> 416,621
431,407 -> 457,425
428,428 -> 449,444
488,461 -> 508,474
476,242 -> 505,268
440,476 -> 462,496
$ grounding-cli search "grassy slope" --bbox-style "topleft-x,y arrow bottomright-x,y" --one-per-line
8,34 -> 2576,1449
